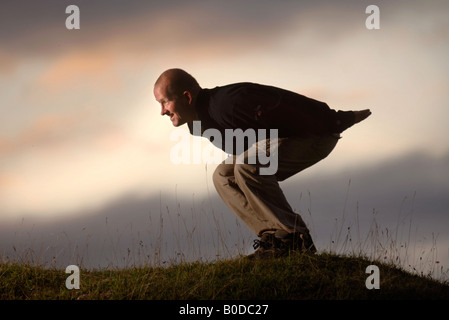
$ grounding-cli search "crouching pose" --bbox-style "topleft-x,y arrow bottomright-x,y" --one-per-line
154,68 -> 371,259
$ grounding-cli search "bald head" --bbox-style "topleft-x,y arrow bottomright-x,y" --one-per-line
154,69 -> 201,127
154,68 -> 201,100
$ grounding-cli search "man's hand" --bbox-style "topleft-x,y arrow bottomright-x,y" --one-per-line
354,109 -> 372,124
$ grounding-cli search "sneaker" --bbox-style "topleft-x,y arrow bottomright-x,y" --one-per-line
246,233 -> 287,260
246,231 -> 317,260
276,231 -> 317,254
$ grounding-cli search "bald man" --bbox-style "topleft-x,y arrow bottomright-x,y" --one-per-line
154,68 -> 371,259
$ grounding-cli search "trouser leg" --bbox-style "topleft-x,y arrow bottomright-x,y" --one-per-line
212,134 -> 339,237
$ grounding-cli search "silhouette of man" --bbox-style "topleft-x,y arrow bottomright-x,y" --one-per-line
154,68 -> 371,259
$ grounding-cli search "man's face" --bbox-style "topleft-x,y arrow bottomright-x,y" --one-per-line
154,79 -> 192,127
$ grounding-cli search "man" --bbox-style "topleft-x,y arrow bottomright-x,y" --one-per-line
154,68 -> 371,259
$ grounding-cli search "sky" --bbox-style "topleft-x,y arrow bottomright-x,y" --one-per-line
1,0 -> 448,277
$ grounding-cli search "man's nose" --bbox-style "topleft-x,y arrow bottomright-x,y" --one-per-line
160,106 -> 166,116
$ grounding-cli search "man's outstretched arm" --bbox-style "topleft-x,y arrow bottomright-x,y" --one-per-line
353,109 -> 372,124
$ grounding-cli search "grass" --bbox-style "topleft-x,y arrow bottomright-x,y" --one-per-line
1,185 -> 448,301
1,252 -> 449,300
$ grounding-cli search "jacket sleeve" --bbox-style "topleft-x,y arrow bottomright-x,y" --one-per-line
210,83 -> 355,137
242,83 -> 356,136
328,109 -> 356,133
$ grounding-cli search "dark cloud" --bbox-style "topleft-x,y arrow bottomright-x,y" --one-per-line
0,0 -> 373,59
303,152 -> 448,235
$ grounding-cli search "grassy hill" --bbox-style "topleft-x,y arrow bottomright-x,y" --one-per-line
1,252 -> 448,300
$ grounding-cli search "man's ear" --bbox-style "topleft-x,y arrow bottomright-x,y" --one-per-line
183,91 -> 193,104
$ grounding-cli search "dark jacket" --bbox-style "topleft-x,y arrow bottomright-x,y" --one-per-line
188,82 -> 355,154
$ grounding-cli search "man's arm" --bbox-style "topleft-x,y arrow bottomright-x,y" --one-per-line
354,109 -> 372,124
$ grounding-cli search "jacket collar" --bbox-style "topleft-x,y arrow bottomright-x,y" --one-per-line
188,88 -> 211,136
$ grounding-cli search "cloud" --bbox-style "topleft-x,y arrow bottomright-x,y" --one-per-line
0,50 -> 20,75
37,51 -> 121,90
0,111 -> 87,155
0,99 -> 172,219
2,0 -> 370,72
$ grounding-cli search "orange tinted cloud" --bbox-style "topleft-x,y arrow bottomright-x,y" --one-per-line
0,50 -> 20,75
37,50 -> 122,91
0,110 -> 90,157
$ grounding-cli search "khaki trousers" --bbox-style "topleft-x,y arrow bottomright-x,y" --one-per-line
212,133 -> 339,237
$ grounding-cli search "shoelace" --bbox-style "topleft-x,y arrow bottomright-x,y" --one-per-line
253,234 -> 307,250
253,233 -> 316,253
253,235 -> 282,250
252,238 -> 275,250
252,239 -> 262,250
